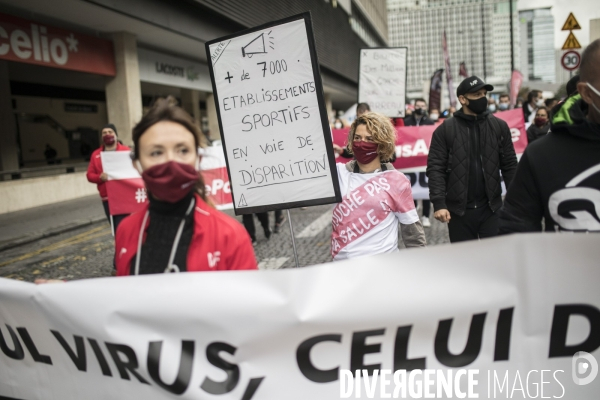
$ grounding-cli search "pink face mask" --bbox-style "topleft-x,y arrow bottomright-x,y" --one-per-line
141,161 -> 199,203
352,141 -> 379,164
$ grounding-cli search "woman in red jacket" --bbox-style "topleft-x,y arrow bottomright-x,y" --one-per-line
115,97 -> 257,275
86,123 -> 131,231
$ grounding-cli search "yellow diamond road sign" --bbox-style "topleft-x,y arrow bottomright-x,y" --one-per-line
562,32 -> 582,50
562,13 -> 581,31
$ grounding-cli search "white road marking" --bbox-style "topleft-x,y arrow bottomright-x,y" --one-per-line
296,210 -> 332,238
258,257 -> 289,270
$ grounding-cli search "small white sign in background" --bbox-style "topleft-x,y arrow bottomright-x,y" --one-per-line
358,47 -> 408,118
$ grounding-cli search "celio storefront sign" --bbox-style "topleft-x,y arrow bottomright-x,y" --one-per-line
0,12 -> 115,76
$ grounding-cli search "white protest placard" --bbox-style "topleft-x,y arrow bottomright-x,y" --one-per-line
1,234 -> 599,399
358,47 -> 408,117
206,13 -> 341,215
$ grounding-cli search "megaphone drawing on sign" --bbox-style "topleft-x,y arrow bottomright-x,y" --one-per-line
242,32 -> 274,58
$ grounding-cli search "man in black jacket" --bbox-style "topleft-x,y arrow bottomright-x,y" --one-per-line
405,98 -> 435,227
426,76 -> 518,242
404,98 -> 435,126
499,40 -> 600,233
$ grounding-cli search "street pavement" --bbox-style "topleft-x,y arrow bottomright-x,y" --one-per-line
0,194 -> 106,250
0,199 -> 449,282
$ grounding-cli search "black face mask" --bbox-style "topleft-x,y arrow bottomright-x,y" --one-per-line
465,96 -> 488,114
414,108 -> 426,116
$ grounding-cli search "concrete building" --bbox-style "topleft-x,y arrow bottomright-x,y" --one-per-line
519,8 -> 556,83
591,18 -> 600,42
387,0 -> 519,102
0,0 -> 386,213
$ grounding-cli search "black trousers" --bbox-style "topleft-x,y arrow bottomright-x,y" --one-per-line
242,213 -> 270,241
102,201 -> 128,235
448,205 -> 499,243
102,201 -> 129,269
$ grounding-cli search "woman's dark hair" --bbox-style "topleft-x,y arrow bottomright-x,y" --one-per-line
132,96 -> 209,202
535,106 -> 549,116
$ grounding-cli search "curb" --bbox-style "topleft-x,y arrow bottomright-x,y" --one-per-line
0,216 -> 107,252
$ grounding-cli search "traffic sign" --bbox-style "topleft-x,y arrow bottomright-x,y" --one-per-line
561,13 -> 581,31
562,32 -> 582,50
561,51 -> 581,71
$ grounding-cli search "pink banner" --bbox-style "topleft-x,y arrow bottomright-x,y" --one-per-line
332,109 -> 528,171
509,70 -> 524,109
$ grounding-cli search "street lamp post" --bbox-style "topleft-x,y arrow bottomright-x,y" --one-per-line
481,0 -> 487,81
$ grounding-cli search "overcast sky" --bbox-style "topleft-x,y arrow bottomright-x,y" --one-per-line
518,0 -> 600,48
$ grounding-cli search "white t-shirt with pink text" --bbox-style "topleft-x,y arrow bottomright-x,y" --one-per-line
331,164 -> 419,260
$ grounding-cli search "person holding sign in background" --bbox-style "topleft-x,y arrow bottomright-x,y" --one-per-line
115,97 -> 257,275
86,124 -> 131,231
331,112 -> 426,260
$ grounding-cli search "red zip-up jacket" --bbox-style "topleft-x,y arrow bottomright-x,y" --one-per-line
115,193 -> 257,274
86,143 -> 131,201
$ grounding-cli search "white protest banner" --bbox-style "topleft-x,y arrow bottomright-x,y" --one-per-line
358,48 -> 408,118
1,234 -> 599,399
206,13 -> 341,215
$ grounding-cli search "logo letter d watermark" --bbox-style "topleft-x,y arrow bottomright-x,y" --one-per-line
572,351 -> 598,385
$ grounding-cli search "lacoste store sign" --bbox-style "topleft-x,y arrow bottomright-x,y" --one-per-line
0,12 -> 115,76
138,48 -> 212,92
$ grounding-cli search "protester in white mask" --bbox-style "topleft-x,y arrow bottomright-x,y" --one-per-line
524,90 -> 543,124
498,93 -> 510,111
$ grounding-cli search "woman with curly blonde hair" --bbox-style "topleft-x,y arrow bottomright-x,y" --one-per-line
331,112 -> 426,260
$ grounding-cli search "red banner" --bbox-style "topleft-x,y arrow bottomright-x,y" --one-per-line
442,31 -> 457,108
332,109 -> 528,171
106,178 -> 147,216
199,145 -> 233,210
428,69 -> 443,112
0,12 -> 115,76
459,62 -> 469,78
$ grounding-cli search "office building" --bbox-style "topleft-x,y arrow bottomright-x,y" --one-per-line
519,8 -> 556,83
388,0 -> 519,98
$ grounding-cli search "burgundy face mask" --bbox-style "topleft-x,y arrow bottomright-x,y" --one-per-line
352,141 -> 379,164
534,117 -> 548,127
103,135 -> 116,146
141,161 -> 199,203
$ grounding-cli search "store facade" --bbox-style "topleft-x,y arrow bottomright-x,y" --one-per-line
0,11 -> 115,171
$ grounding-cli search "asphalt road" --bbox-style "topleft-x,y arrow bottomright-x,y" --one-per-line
0,203 -> 450,282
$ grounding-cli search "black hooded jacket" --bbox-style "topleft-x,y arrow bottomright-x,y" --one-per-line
427,109 -> 518,216
499,95 -> 600,233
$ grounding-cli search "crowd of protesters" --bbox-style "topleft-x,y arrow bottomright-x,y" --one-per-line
37,38 -> 598,283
